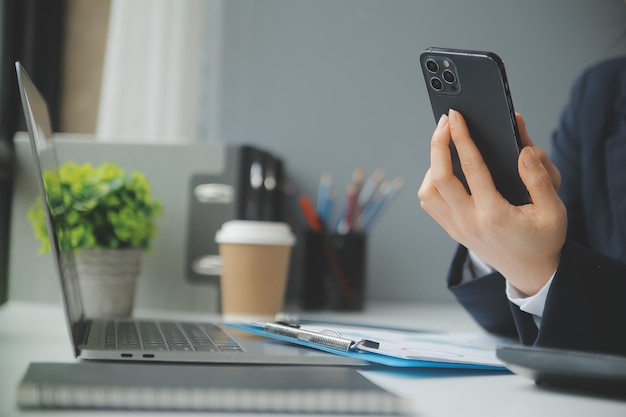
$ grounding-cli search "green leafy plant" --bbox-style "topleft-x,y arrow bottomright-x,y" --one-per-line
28,161 -> 163,254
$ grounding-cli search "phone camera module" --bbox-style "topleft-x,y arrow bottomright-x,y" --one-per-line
424,55 -> 461,95
442,70 -> 456,84
430,77 -> 443,91
425,59 -> 439,73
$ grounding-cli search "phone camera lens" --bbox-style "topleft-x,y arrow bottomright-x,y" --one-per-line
443,70 -> 456,83
426,59 -> 438,73
430,77 -> 443,91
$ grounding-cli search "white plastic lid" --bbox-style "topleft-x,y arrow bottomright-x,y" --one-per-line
215,220 -> 296,246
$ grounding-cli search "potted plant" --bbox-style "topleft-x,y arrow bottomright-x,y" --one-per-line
28,161 -> 162,318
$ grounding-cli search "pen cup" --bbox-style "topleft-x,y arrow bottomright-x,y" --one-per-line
301,231 -> 367,311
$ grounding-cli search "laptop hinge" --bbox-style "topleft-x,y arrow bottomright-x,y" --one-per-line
74,319 -> 93,354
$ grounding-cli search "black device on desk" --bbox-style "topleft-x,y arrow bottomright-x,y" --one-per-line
497,345 -> 626,395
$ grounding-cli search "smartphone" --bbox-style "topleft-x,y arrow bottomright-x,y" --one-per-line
420,47 -> 530,206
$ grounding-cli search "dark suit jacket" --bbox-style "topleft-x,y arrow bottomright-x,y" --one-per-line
448,57 -> 626,355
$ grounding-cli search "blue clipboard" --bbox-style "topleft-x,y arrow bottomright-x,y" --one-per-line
227,322 -> 508,371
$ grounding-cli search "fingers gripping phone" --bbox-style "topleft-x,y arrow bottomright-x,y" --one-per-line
420,47 -> 530,206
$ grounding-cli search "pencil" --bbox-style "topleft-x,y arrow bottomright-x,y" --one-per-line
362,177 -> 404,230
358,169 -> 385,209
316,174 -> 333,224
299,195 -> 322,232
338,183 -> 358,234
355,169 -> 385,230
351,166 -> 365,197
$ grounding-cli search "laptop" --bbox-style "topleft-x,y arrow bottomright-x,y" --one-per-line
15,61 -> 364,366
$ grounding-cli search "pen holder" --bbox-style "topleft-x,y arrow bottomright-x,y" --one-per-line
300,230 -> 367,311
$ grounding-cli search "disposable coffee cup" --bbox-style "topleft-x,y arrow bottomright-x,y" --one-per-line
215,220 -> 296,320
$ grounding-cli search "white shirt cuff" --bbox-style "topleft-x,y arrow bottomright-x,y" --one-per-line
460,250 -> 495,284
467,250 -> 495,276
506,273 -> 556,319
465,250 -> 556,329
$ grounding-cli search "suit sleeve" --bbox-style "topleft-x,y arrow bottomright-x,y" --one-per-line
534,240 -> 626,355
448,241 -> 626,355
447,245 -> 519,339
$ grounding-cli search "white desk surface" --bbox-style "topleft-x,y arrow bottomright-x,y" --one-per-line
1,300 -> 625,417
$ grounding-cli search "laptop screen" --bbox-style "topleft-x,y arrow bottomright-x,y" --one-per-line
16,62 -> 85,354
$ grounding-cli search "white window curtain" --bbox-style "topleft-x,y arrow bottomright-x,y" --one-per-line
96,0 -> 222,143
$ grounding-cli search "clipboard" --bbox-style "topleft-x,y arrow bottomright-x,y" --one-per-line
227,322 -> 510,370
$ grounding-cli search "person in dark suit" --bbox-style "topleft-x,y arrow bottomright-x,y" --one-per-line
418,57 -> 626,355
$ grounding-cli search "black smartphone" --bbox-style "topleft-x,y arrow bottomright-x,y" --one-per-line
420,47 -> 530,206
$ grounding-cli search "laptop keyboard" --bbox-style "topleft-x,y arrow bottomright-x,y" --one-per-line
104,321 -> 244,352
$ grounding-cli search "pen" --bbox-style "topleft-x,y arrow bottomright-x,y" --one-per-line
263,322 -> 380,352
264,322 -> 356,351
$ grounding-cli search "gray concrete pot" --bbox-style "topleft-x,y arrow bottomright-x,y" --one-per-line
74,248 -> 142,319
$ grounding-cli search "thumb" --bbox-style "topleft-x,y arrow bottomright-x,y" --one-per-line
518,147 -> 560,208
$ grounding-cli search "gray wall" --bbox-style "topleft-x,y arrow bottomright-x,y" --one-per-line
9,1 -> 626,310
218,0 -> 626,302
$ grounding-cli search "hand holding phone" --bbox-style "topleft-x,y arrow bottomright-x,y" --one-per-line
420,47 -> 530,206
